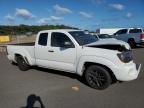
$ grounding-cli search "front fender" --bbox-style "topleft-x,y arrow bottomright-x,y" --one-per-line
76,55 -> 117,76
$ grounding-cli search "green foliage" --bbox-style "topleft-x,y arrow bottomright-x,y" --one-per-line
0,25 -> 79,35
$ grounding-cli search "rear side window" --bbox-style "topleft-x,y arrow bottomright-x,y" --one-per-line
129,29 -> 142,33
38,33 -> 48,46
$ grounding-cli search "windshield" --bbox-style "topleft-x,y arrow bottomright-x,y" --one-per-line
69,31 -> 98,45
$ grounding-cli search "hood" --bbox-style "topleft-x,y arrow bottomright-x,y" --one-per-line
84,38 -> 130,52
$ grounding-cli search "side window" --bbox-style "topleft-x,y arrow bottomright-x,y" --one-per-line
38,33 -> 48,46
120,29 -> 128,34
116,29 -> 127,35
115,30 -> 122,35
51,32 -> 74,47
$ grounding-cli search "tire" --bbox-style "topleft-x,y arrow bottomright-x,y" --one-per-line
85,65 -> 112,90
128,39 -> 136,48
16,56 -> 30,71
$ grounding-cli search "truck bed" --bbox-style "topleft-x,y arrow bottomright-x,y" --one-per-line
9,42 -> 35,46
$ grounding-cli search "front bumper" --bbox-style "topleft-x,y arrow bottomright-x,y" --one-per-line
113,62 -> 141,81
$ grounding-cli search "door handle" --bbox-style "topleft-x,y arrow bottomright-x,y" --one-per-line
48,50 -> 54,52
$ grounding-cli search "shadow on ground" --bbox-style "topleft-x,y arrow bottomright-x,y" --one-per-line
21,94 -> 45,108
32,66 -> 87,86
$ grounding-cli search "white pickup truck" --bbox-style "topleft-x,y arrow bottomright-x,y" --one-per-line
7,29 -> 141,90
114,28 -> 144,48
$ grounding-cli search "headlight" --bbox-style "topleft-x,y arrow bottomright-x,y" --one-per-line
117,51 -> 133,63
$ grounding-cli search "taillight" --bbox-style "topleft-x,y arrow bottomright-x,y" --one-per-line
140,33 -> 144,39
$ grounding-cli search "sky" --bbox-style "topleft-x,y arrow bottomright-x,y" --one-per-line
0,0 -> 144,31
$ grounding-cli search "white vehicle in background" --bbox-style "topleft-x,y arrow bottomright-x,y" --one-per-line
94,34 -> 114,40
6,29 -> 141,90
96,28 -> 123,35
113,28 -> 144,48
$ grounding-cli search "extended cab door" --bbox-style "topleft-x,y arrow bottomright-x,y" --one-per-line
35,32 -> 50,66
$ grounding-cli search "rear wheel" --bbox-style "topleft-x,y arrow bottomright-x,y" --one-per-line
128,39 -> 136,48
85,65 -> 112,90
16,56 -> 30,71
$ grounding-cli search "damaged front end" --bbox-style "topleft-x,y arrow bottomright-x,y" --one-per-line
87,44 -> 133,63
85,39 -> 133,63
85,39 -> 131,52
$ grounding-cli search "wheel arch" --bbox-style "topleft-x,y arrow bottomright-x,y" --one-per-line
127,38 -> 136,48
83,62 -> 117,83
15,53 -> 29,65
128,38 -> 135,42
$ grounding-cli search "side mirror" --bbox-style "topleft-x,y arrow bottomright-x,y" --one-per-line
62,41 -> 74,48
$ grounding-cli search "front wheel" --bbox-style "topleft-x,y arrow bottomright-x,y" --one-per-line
85,65 -> 112,90
17,56 -> 30,71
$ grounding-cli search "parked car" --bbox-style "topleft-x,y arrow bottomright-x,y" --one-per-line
94,34 -> 114,40
113,28 -> 144,48
7,29 -> 141,90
